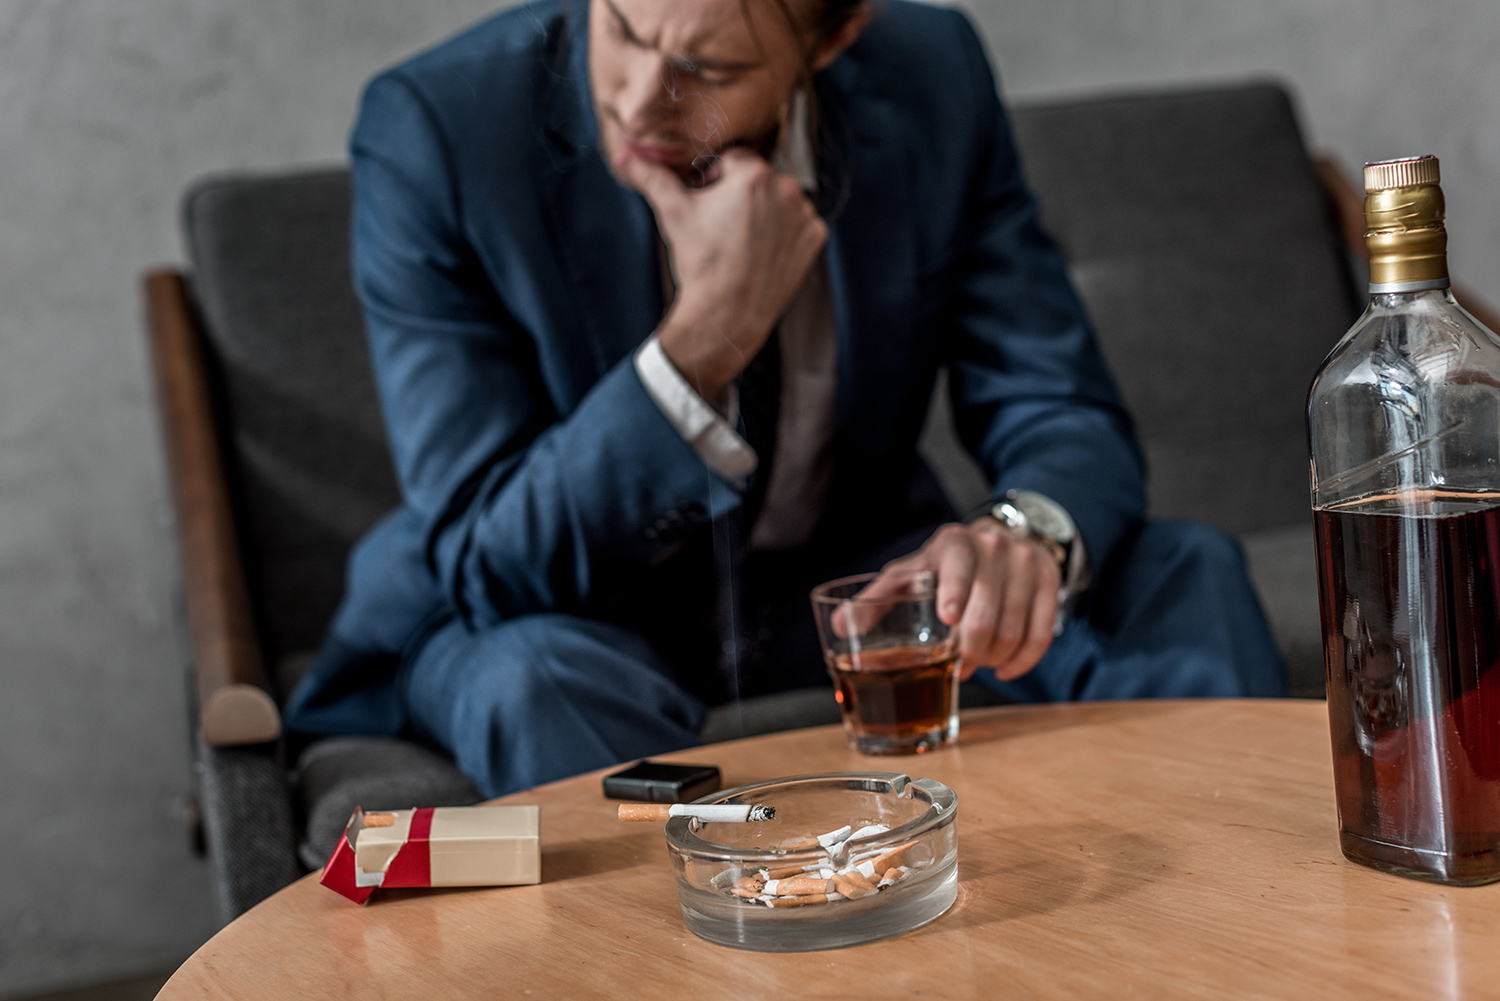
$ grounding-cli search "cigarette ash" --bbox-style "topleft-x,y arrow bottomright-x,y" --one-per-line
717,823 -> 931,908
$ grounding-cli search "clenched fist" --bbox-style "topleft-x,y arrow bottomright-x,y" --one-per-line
614,147 -> 826,400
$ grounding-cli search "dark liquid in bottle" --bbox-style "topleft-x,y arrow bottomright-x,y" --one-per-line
1315,489 -> 1500,884
828,645 -> 958,753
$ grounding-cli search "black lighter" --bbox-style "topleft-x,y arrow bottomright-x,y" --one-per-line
602,760 -> 722,803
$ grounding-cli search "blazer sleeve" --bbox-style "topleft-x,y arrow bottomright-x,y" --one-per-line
350,72 -> 740,629
940,12 -> 1146,570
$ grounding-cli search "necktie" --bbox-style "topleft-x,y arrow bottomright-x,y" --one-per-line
736,330 -> 782,532
714,331 -> 782,707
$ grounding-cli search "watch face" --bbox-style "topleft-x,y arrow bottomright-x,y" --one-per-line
992,501 -> 1026,532
1009,491 -> 1075,544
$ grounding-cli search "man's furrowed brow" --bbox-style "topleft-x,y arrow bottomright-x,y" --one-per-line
600,0 -> 761,72
601,0 -> 647,45
682,55 -> 762,73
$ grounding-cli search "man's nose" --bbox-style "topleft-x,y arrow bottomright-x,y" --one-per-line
614,52 -> 679,133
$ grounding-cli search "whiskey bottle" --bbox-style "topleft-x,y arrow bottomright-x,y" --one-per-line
1307,156 -> 1500,885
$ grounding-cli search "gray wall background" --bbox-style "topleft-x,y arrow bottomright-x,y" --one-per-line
0,0 -> 1494,995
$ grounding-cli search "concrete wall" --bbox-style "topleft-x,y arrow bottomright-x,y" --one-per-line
974,0 -> 1500,295
0,3 -> 502,996
1,0 -> 1494,995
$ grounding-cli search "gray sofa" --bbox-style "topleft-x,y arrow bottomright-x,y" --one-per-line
926,83 -> 1351,696
145,81 -> 1349,924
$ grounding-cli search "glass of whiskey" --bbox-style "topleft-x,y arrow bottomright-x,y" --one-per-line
811,569 -> 959,755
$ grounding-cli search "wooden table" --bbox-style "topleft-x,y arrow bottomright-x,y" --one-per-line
157,700 -> 1500,999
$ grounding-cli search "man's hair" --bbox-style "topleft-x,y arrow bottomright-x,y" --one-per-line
749,0 -> 870,214
792,0 -> 868,40
750,0 -> 869,85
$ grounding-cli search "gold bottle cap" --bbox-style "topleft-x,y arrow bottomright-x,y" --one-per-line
1363,155 -> 1449,293
1364,156 -> 1441,193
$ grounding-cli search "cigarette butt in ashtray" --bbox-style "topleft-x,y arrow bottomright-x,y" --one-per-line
763,876 -> 829,897
765,894 -> 835,908
731,875 -> 766,898
617,803 -> 775,823
871,841 -> 916,875
832,871 -> 878,895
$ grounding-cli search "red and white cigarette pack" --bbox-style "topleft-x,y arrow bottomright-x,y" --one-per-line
321,805 -> 541,904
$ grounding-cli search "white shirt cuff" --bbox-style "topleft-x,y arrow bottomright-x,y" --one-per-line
634,335 -> 759,486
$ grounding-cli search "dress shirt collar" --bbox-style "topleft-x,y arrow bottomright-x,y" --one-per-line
773,90 -> 819,194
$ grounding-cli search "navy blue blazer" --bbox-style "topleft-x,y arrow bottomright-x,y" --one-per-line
284,0 -> 1145,736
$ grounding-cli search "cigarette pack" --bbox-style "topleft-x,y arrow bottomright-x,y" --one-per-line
320,805 -> 540,904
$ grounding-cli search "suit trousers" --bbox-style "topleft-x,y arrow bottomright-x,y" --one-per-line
401,519 -> 1287,798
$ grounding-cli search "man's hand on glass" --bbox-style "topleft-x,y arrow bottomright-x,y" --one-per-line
875,519 -> 1063,681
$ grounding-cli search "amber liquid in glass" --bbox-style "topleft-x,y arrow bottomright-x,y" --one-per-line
1315,489 -> 1500,884
828,645 -> 958,754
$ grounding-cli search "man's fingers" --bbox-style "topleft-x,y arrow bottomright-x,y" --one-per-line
828,559 -> 925,638
613,150 -> 689,214
715,146 -> 766,172
932,529 -> 977,626
852,558 -> 925,603
988,540 -> 1040,669
955,553 -> 1001,672
992,553 -> 1060,681
693,155 -> 724,186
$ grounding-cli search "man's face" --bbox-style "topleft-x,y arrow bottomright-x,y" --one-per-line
588,0 -> 809,179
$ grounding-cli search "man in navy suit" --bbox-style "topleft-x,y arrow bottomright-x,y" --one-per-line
285,0 -> 1286,797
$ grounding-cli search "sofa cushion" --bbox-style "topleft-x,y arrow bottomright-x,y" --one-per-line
295,736 -> 482,870
1240,524 -> 1324,698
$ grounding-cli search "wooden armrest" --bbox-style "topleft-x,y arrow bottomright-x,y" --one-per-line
1314,155 -> 1500,335
143,270 -> 280,747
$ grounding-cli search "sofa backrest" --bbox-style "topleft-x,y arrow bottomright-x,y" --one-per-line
1010,82 -> 1360,534
184,171 -> 401,672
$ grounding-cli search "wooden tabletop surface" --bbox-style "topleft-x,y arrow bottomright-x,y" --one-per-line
157,700 -> 1500,999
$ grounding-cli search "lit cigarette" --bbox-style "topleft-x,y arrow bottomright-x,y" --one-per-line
617,803 -> 775,823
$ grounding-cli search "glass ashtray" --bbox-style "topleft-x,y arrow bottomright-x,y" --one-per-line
664,772 -> 958,952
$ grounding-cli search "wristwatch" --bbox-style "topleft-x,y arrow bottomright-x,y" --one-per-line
976,490 -> 1076,572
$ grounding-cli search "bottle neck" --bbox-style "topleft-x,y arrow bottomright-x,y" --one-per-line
1365,182 -> 1449,294
1368,286 -> 1456,311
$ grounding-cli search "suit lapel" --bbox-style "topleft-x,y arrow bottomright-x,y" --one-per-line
535,8 -> 663,410
819,63 -> 919,466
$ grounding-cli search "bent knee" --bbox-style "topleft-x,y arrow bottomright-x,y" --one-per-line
1140,520 -> 1248,575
